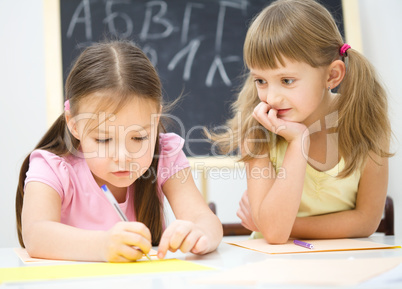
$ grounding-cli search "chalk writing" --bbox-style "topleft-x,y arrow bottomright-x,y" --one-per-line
60,0 -> 342,155
64,0 -> 247,86
66,0 -> 92,40
104,0 -> 133,38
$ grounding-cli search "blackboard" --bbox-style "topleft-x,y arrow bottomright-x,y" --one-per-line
60,0 -> 344,156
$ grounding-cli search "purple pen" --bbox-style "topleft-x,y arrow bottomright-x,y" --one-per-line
293,239 -> 314,249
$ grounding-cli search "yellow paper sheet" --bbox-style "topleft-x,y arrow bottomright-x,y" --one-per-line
194,257 -> 402,286
13,248 -> 158,264
0,259 -> 213,284
227,238 -> 401,254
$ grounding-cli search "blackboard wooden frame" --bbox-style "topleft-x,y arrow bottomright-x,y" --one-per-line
44,0 -> 362,184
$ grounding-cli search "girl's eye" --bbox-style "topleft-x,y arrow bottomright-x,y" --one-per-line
282,78 -> 295,85
95,138 -> 111,143
132,136 -> 149,142
254,79 -> 267,87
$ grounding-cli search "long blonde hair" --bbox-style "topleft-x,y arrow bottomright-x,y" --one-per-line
210,0 -> 392,177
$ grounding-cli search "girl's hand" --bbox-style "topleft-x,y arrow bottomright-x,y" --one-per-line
103,222 -> 152,262
157,220 -> 209,259
252,102 -> 308,143
237,190 -> 259,232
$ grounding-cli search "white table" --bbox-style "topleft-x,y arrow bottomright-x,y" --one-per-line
1,235 -> 401,288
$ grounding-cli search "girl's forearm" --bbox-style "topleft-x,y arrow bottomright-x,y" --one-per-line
254,139 -> 308,243
23,221 -> 107,261
291,209 -> 382,239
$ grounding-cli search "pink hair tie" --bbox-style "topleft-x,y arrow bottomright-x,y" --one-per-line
64,99 -> 70,111
340,43 -> 351,56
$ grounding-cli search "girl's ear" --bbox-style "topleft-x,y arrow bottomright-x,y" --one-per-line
65,111 -> 80,140
327,60 -> 346,90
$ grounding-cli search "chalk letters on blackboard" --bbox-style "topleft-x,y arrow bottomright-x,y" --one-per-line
61,0 -> 343,155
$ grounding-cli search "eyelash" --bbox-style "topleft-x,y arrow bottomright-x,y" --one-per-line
95,138 -> 111,143
254,79 -> 267,86
254,78 -> 295,86
132,136 -> 148,142
282,79 -> 295,85
95,136 -> 149,143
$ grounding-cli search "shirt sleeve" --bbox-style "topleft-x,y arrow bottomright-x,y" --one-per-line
157,133 -> 190,188
25,150 -> 70,202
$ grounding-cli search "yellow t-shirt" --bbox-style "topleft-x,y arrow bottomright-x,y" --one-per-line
252,140 -> 360,239
270,140 -> 360,217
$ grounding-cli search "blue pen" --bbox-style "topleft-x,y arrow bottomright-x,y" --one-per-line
101,185 -> 151,260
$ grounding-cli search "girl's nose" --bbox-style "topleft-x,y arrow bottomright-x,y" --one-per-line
266,86 -> 282,107
112,142 -> 132,164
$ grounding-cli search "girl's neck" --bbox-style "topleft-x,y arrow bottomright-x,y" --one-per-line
307,129 -> 340,172
106,183 -> 129,203
305,92 -> 340,172
305,93 -> 340,171
303,92 -> 336,129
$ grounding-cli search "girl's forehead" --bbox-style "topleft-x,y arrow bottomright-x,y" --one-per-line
250,58 -> 305,73
77,91 -> 158,113
76,94 -> 159,132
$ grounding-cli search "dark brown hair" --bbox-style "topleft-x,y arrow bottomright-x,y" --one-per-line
16,40 -> 165,247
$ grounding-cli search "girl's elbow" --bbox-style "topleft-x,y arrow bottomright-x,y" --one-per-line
351,227 -> 376,238
264,234 -> 289,244
348,217 -> 381,238
360,222 -> 380,237
22,225 -> 43,258
361,212 -> 383,237
255,218 -> 291,244
23,238 -> 42,258
259,227 -> 290,244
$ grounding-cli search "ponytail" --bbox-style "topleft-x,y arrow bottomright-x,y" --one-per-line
336,49 -> 392,178
134,137 -> 163,246
15,113 -> 76,247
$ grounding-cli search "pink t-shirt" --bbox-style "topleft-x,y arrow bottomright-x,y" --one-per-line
24,133 -> 190,231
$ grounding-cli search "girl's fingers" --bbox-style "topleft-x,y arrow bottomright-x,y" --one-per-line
253,102 -> 308,142
238,190 -> 251,219
253,103 -> 275,131
190,235 -> 209,254
267,108 -> 286,133
237,190 -> 258,231
157,221 -> 205,259
157,227 -> 174,259
116,222 -> 152,255
236,207 -> 249,229
108,254 -> 131,263
106,222 -> 152,262
178,230 -> 203,253
237,200 -> 249,222
106,245 -> 143,263
253,102 -> 270,121
167,224 -> 191,251
253,101 -> 288,135
119,245 -> 145,261
122,232 -> 152,255
158,222 -> 191,259
123,222 -> 152,242
237,209 -> 253,231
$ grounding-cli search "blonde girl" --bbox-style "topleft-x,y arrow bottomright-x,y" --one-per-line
16,40 -> 222,262
212,0 -> 392,243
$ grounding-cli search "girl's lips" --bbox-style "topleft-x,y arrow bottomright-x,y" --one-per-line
112,171 -> 131,177
277,108 -> 291,115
